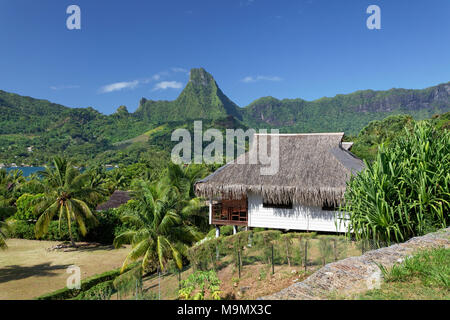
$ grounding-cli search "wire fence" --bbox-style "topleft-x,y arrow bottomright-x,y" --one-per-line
82,230 -> 390,300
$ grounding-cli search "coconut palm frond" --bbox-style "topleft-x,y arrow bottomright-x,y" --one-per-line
113,230 -> 138,248
35,201 -> 59,239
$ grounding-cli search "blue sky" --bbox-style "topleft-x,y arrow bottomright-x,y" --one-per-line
0,0 -> 449,114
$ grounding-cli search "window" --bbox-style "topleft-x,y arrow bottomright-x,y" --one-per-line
263,201 -> 293,209
322,202 -> 336,211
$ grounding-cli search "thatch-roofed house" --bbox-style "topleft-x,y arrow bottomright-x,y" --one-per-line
96,190 -> 131,211
194,133 -> 364,233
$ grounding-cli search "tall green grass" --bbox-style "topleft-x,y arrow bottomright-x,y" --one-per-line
343,122 -> 449,244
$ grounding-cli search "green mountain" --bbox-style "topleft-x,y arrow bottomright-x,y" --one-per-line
135,68 -> 242,123
350,111 -> 450,162
241,83 -> 450,134
0,68 -> 449,166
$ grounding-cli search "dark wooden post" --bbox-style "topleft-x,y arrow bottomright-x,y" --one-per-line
238,249 -> 241,278
333,238 -> 338,261
304,239 -> 308,272
271,244 -> 275,275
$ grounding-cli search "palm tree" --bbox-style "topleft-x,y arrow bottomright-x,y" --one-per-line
107,169 -> 128,192
166,163 -> 209,199
34,157 -> 102,247
114,180 -> 202,273
0,221 -> 9,250
0,169 -> 26,206
165,163 -> 210,230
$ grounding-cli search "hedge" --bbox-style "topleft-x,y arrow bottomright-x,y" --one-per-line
36,263 -> 138,300
10,220 -> 81,242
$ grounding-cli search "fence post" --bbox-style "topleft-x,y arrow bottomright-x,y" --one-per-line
238,249 -> 241,278
304,239 -> 308,272
178,269 -> 181,291
271,244 -> 275,275
333,238 -> 338,262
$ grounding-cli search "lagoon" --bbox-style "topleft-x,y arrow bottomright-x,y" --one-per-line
6,167 -> 46,177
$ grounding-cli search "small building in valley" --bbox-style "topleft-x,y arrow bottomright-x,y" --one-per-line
194,133 -> 364,234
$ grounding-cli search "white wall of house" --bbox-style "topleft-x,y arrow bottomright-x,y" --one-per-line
247,192 -> 348,233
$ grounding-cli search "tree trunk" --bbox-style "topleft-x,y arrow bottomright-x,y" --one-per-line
69,233 -> 76,248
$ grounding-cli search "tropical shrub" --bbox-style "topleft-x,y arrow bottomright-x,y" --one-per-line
36,264 -> 138,300
14,193 -> 43,221
343,122 -> 449,243
178,270 -> 221,300
0,206 -> 16,221
206,225 -> 234,238
83,209 -> 124,244
114,178 -> 202,273
187,237 -> 222,271
10,220 -> 82,242
34,157 -> 103,246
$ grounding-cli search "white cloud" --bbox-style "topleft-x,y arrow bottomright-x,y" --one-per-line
100,68 -> 187,93
50,85 -> 80,90
152,81 -> 183,91
241,75 -> 282,83
100,80 -> 139,93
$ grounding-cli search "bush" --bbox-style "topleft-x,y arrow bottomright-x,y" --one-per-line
206,225 -> 234,238
14,193 -> 43,221
83,209 -> 124,244
179,270 -> 221,300
343,122 -> 450,243
72,280 -> 115,300
0,206 -> 16,221
36,263 -> 138,300
10,220 -> 81,242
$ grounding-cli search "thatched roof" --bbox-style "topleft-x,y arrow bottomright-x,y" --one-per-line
96,190 -> 131,211
341,142 -> 354,151
194,133 -> 365,207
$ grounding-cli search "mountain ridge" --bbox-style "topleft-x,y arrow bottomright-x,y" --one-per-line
0,68 -> 449,165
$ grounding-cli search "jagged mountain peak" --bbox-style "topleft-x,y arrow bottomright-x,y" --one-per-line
135,67 -> 243,123
188,68 -> 215,87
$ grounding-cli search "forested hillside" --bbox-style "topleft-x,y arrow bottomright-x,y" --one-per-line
0,68 -> 448,166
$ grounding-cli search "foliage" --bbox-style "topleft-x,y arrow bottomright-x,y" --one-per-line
34,157 -> 103,245
357,248 -> 450,300
187,237 -> 222,271
73,280 -> 115,300
10,219 -> 81,242
381,248 -> 449,287
113,172 -> 203,273
317,236 -> 334,266
36,263 -> 138,300
83,209 -> 124,244
178,270 -> 221,300
343,122 -> 450,243
351,115 -> 415,162
206,225 -> 234,238
113,265 -> 143,299
14,193 -> 43,221
0,206 -> 16,221
0,220 -> 10,249
252,230 -> 282,265
1,72 -> 448,166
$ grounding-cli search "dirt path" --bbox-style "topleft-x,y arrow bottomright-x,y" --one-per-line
0,239 -> 130,300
